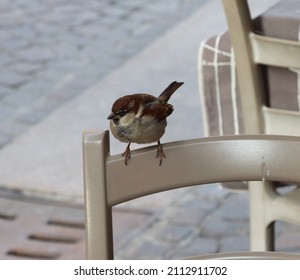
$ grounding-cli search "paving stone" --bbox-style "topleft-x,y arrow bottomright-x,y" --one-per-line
0,0 -> 204,148
15,46 -> 55,63
0,120 -> 29,138
276,220 -> 300,235
0,71 -> 28,88
191,184 -> 231,201
213,193 -> 249,223
50,3 -> 83,15
179,201 -> 219,217
120,188 -> 188,210
12,80 -> 54,100
0,52 -> 14,66
17,108 -> 50,125
0,87 -> 13,99
276,232 -> 300,253
112,207 -> 154,251
9,26 -> 37,41
103,5 -> 129,18
10,62 -> 43,75
167,207 -> 209,227
33,22 -> 63,37
21,3 -> 48,16
147,0 -> 180,13
75,24 -> 106,37
0,35 -> 30,50
0,0 -> 11,12
122,240 -> 170,260
201,216 -> 249,238
67,10 -> 99,25
0,133 -> 12,148
173,237 -> 218,259
2,91 -> 44,113
117,0 -> 145,8
47,59 -> 86,72
155,224 -> 192,243
219,236 -> 249,252
0,10 -> 26,28
0,102 -> 20,122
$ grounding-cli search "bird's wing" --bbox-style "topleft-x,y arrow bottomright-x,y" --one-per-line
143,99 -> 173,121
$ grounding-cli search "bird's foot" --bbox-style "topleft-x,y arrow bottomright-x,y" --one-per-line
122,142 -> 131,165
156,140 -> 166,166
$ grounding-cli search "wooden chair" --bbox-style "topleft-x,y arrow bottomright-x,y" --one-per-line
83,130 -> 300,259
199,0 -> 300,251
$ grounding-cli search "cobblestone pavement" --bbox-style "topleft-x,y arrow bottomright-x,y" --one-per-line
0,0 -> 204,148
114,185 -> 300,259
1,184 -> 299,259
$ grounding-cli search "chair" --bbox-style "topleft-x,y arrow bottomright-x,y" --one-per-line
83,130 -> 300,259
199,0 -> 300,250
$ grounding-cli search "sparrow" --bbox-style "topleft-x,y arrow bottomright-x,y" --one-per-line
107,81 -> 184,166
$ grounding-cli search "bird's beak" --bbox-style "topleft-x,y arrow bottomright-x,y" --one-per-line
107,112 -> 116,120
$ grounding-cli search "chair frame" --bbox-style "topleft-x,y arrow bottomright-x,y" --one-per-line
83,130 -> 300,259
222,0 -> 300,251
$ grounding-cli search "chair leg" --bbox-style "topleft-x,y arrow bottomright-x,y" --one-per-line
249,181 -> 275,251
250,220 -> 275,251
83,131 -> 114,259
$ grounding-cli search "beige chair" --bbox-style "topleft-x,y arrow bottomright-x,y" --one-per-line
222,0 -> 300,251
199,0 -> 300,251
83,130 -> 300,259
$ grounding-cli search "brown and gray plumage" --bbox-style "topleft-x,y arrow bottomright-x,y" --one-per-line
108,81 -> 184,165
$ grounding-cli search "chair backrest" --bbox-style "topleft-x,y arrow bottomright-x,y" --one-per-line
83,130 -> 300,259
222,0 -> 300,135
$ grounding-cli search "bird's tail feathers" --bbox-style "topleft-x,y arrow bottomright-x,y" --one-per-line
158,81 -> 184,103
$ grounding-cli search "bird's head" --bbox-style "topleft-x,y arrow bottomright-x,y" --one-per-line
107,95 -> 137,126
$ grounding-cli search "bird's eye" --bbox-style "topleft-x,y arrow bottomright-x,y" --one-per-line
118,110 -> 127,117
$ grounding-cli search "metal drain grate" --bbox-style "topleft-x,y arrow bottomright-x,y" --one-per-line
47,219 -> 85,229
0,197 -> 155,259
0,197 -> 86,259
28,233 -> 79,244
7,248 -> 61,260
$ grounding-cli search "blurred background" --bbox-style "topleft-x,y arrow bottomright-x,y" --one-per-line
0,0 -> 299,259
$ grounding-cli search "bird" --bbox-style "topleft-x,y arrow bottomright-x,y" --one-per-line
107,81 -> 184,166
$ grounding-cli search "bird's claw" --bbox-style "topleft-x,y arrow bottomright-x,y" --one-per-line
122,143 -> 131,165
156,140 -> 166,166
122,141 -> 166,166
